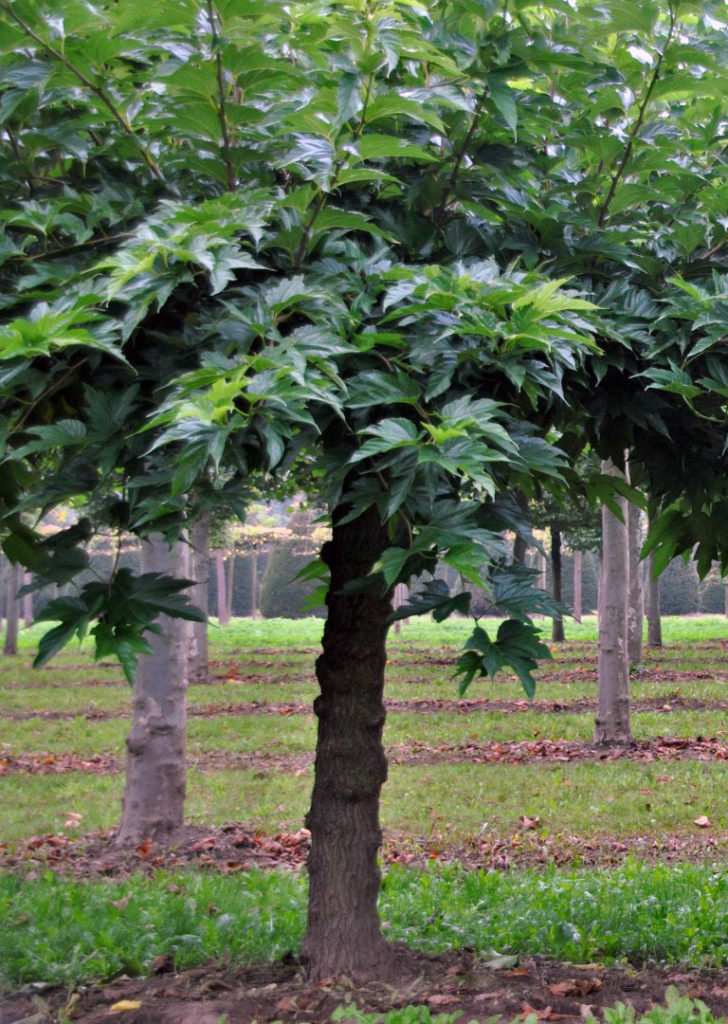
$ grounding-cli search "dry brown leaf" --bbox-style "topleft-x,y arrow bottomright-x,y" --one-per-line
694,815 -> 711,828
108,895 -> 131,911
548,978 -> 603,998
110,1001 -> 142,1013
428,994 -> 461,1007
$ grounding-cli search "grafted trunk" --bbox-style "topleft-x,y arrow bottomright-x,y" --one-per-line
573,549 -> 583,623
550,525 -> 564,642
4,561 -> 20,656
626,497 -> 643,668
188,512 -> 211,684
115,534 -> 190,846
303,507 -> 391,981
594,460 -> 631,746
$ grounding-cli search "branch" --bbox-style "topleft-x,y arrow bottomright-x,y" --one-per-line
0,3 -> 163,181
433,89 -> 487,228
597,9 -> 676,229
206,0 -> 236,192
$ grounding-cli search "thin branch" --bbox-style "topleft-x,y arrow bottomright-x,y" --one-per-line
0,2 -> 163,181
14,358 -> 89,434
597,8 -> 676,229
433,89 -> 487,228
13,231 -> 135,263
206,0 -> 236,191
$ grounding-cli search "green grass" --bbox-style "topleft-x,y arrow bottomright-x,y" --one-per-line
5,860 -> 728,989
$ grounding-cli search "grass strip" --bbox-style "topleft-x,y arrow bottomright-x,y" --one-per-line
4,861 -> 728,989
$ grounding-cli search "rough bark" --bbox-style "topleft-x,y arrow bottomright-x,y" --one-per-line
594,461 -> 631,746
188,512 -> 211,684
550,526 -> 565,642
626,498 -> 643,668
303,506 -> 391,981
225,550 -> 235,620
115,535 -> 190,846
645,551 -> 662,646
572,549 -> 583,623
4,561 -> 20,656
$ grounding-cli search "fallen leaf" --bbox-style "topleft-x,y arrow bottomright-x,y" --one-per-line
110,1000 -> 142,1012
506,967 -> 533,977
694,815 -> 711,828
428,994 -> 460,1007
108,895 -> 131,911
548,978 -> 602,997
520,814 -> 541,830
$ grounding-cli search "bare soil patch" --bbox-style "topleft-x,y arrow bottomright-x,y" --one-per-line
5,948 -> 728,1023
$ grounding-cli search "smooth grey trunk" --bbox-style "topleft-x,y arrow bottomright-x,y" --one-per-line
250,551 -> 258,619
626,498 -> 643,667
4,561 -> 20,655
188,513 -> 211,684
645,552 -> 662,646
573,549 -> 583,623
225,550 -> 235,621
550,526 -> 564,642
115,535 -> 190,846
215,549 -> 230,625
22,572 -> 33,628
594,460 -> 631,746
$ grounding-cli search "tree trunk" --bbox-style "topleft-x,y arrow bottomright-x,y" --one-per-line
22,572 -> 33,628
4,561 -> 20,656
512,490 -> 530,566
188,512 -> 211,684
250,551 -> 258,619
215,549 -> 229,625
573,549 -> 583,623
626,496 -> 643,668
646,552 -> 662,646
115,535 -> 190,846
303,506 -> 391,981
225,549 -> 235,622
594,460 -> 631,746
550,525 -> 565,642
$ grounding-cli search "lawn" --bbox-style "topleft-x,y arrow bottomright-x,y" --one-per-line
3,614 -> 728,1022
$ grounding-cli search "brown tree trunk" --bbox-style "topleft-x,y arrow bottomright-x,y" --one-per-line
550,525 -> 564,642
573,549 -> 583,623
188,512 -> 211,684
626,496 -> 643,668
4,561 -> 20,656
115,535 -> 190,846
646,551 -> 662,646
215,549 -> 229,625
594,460 -> 631,746
303,506 -> 391,981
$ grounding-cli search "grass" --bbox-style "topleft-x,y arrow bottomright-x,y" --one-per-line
5,860 -> 728,989
5,613 -> 728,1000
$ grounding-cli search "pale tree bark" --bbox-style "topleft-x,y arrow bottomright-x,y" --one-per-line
4,561 -> 20,656
645,551 -> 662,646
626,498 -> 643,668
115,534 -> 190,846
188,512 -> 211,684
304,506 -> 391,981
22,572 -> 33,628
594,459 -> 631,746
550,525 -> 565,642
250,551 -> 259,619
572,549 -> 583,623
214,549 -> 230,625
225,550 -> 235,621
392,582 -> 409,635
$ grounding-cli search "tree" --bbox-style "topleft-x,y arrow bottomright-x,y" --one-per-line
594,460 -> 631,746
6,0 -> 728,985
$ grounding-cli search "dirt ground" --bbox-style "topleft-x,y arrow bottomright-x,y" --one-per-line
4,945 -> 728,1023
4,825 -> 728,1023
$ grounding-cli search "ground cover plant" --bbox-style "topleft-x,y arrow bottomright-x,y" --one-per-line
5,616 -> 728,1021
